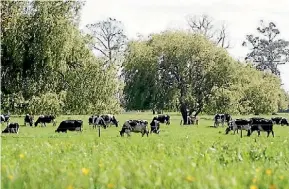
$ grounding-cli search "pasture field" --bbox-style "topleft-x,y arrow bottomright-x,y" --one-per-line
1,112 -> 289,189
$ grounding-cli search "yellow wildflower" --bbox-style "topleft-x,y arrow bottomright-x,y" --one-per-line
269,184 -> 277,189
107,183 -> 114,189
8,175 -> 13,181
266,169 -> 272,176
252,177 -> 257,183
99,163 -> 104,168
279,176 -> 284,180
81,168 -> 89,175
250,185 -> 258,189
185,175 -> 195,182
19,154 -> 25,159
67,185 -> 73,189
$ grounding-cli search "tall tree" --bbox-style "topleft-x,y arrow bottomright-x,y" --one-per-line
242,20 -> 289,76
186,14 -> 230,49
123,31 -> 235,124
86,17 -> 128,67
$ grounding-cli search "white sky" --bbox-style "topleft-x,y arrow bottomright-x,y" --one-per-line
79,0 -> 289,92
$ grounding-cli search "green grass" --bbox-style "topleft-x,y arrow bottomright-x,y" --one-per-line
1,112 -> 289,189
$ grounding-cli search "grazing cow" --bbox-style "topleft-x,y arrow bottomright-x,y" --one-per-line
2,123 -> 20,134
101,114 -> 118,127
55,120 -> 83,133
271,117 -> 283,125
225,119 -> 251,136
152,114 -> 170,125
0,114 -> 10,123
280,118 -> 289,126
24,114 -> 34,126
91,116 -> 107,129
119,120 -> 149,137
34,115 -> 56,127
90,114 -> 118,128
247,118 -> 274,137
150,120 -> 160,134
180,115 -> 199,125
214,114 -> 231,127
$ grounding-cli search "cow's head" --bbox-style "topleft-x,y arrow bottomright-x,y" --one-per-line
114,120 -> 119,127
119,130 -> 125,137
225,127 -> 231,134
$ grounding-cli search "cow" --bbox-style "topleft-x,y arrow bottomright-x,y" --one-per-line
24,114 -> 34,126
0,114 -> 10,124
225,119 -> 251,137
119,120 -> 149,137
100,114 -> 118,127
152,114 -> 170,125
34,115 -> 56,127
55,120 -> 83,133
150,120 -> 160,134
90,114 -> 118,128
280,118 -> 289,126
214,113 -> 231,127
180,115 -> 199,125
247,118 -> 274,137
2,123 -> 20,134
271,117 -> 283,125
91,115 -> 107,129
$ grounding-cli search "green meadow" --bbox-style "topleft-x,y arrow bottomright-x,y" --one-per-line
1,113 -> 289,189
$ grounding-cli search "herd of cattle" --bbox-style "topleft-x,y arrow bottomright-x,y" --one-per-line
0,114 -> 170,136
1,113 -> 288,137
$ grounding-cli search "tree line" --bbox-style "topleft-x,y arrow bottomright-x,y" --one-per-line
1,1 -> 289,118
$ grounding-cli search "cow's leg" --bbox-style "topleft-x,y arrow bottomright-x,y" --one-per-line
267,131 -> 270,137
247,130 -> 251,137
146,130 -> 149,137
271,130 -> 274,137
257,131 -> 260,137
53,120 -> 56,126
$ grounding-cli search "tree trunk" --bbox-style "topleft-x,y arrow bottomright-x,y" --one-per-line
152,109 -> 155,115
180,102 -> 188,125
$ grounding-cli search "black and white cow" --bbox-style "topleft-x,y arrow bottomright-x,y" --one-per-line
24,114 -> 34,126
280,118 -> 289,126
55,120 -> 83,133
225,119 -> 251,137
0,114 -> 10,124
247,118 -> 274,137
152,114 -> 170,125
271,117 -> 283,125
180,115 -> 199,125
150,120 -> 160,134
2,123 -> 20,134
101,114 -> 118,127
34,115 -> 56,127
119,120 -> 149,137
90,114 -> 118,128
91,116 -> 107,129
214,113 -> 231,127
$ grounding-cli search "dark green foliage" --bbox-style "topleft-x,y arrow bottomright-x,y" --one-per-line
1,1 -> 120,115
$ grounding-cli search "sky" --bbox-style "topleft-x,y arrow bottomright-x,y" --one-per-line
79,0 -> 289,92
